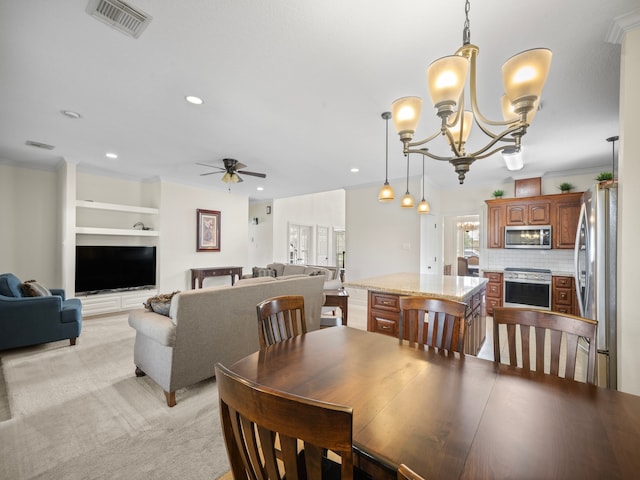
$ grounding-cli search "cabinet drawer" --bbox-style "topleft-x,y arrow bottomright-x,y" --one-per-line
487,282 -> 502,298
553,306 -> 572,314
554,288 -> 573,305
370,310 -> 398,337
484,272 -> 503,283
486,298 -> 502,314
370,292 -> 400,312
553,276 -> 573,288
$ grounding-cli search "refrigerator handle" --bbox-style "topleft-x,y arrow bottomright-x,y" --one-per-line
575,202 -> 587,317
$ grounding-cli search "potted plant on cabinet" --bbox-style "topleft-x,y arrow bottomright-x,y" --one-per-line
559,182 -> 574,193
596,172 -> 614,184
492,189 -> 504,199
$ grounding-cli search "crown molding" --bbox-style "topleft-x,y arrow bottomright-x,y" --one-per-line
606,9 -> 640,44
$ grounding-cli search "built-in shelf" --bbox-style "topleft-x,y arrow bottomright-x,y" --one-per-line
76,200 -> 159,215
75,227 -> 159,236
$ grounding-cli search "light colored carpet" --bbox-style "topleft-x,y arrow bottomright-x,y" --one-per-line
0,314 -> 230,479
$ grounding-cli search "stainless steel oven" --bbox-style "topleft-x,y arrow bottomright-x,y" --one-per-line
503,267 -> 552,310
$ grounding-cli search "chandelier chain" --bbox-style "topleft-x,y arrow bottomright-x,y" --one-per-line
463,0 -> 471,45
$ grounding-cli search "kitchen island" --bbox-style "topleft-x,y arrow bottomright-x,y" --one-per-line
345,273 -> 488,356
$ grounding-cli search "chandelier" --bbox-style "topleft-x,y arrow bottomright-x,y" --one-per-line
390,0 -> 552,184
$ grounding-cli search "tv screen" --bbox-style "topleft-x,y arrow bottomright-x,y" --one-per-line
75,246 -> 157,294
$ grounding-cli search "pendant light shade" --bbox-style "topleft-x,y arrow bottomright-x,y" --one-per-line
391,97 -> 422,135
502,48 -> 552,108
378,112 -> 395,202
417,156 -> 430,214
427,55 -> 469,116
400,154 -> 414,208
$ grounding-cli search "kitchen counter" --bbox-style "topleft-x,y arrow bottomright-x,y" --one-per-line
345,273 -> 487,355
344,272 -> 487,301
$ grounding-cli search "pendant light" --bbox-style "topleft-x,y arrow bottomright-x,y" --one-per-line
378,112 -> 394,202
417,156 -> 431,214
400,154 -> 415,208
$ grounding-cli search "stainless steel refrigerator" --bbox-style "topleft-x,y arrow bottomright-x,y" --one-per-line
574,181 -> 617,389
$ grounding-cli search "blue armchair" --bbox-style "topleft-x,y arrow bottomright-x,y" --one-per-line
0,273 -> 82,350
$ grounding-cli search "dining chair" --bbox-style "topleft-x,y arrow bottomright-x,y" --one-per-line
256,295 -> 307,348
215,362 -> 355,480
398,464 -> 425,480
399,296 -> 468,353
492,307 -> 598,384
457,256 -> 469,276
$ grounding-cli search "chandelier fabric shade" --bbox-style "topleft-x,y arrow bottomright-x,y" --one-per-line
389,0 -> 552,184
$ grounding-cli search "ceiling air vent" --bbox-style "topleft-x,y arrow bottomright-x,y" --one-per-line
86,0 -> 152,39
25,140 -> 55,150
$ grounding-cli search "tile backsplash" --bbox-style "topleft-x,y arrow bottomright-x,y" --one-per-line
483,248 -> 574,274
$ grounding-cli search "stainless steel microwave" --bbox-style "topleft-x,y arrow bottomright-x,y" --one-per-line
504,225 -> 552,249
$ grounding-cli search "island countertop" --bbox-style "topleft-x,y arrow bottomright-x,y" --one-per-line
344,272 -> 487,302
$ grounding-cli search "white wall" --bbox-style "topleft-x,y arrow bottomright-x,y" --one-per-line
345,179 -> 422,280
618,27 -> 640,395
272,189 -> 345,265
247,201 -> 274,269
158,181 -> 249,291
0,164 -> 61,287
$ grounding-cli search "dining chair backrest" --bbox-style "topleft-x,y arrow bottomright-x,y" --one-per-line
215,362 -> 355,480
492,307 -> 598,384
398,464 -> 426,480
399,296 -> 468,354
457,257 -> 469,276
256,295 -> 307,348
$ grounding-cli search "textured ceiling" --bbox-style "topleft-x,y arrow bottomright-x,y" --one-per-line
0,0 -> 636,200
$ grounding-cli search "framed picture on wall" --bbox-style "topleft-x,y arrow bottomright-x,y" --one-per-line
197,209 -> 221,252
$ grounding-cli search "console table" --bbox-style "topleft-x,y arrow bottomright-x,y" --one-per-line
190,266 -> 243,289
322,289 -> 349,326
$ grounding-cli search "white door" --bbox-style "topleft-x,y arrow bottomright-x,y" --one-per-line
316,226 -> 329,266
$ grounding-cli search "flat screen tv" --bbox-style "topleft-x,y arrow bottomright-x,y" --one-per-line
75,246 -> 157,294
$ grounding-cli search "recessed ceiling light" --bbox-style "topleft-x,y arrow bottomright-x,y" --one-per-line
350,168 -> 359,173
61,110 -> 82,119
105,152 -> 118,159
257,187 -> 264,191
185,95 -> 204,105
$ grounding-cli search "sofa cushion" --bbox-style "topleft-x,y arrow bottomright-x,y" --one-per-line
252,266 -> 277,278
20,280 -> 52,297
144,291 -> 180,317
266,263 -> 285,277
235,276 -> 277,287
282,264 -> 307,276
0,273 -> 23,297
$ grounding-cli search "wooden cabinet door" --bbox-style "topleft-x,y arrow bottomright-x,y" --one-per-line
554,194 -> 581,249
506,204 -> 527,225
528,201 -> 551,225
487,204 -> 505,248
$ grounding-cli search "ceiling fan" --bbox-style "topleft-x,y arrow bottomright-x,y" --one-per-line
197,158 -> 267,183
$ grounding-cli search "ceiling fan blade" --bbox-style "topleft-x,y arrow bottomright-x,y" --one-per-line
200,171 -> 222,176
237,170 -> 267,178
234,162 -> 247,170
196,162 -> 224,170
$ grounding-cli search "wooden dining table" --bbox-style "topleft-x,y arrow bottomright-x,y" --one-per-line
227,326 -> 640,479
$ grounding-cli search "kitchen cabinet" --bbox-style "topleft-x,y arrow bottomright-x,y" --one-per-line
552,275 -> 577,315
486,192 -> 581,249
366,287 -> 487,356
484,272 -> 503,315
487,204 -> 505,248
505,200 -> 550,226
553,193 -> 582,249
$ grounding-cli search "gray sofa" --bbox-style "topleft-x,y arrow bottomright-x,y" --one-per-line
128,274 -> 325,406
249,262 -> 342,290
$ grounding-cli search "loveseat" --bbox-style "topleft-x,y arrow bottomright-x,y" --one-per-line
128,274 -> 325,407
0,273 -> 83,350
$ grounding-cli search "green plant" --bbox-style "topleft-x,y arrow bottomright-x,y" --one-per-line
596,172 -> 613,182
559,182 -> 574,192
492,189 -> 504,198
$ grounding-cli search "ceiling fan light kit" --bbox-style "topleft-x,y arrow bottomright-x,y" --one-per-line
389,0 -> 552,185
198,158 -> 266,185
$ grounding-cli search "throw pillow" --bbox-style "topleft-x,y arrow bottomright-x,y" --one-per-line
144,291 -> 180,317
20,280 -> 52,297
252,267 -> 277,278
